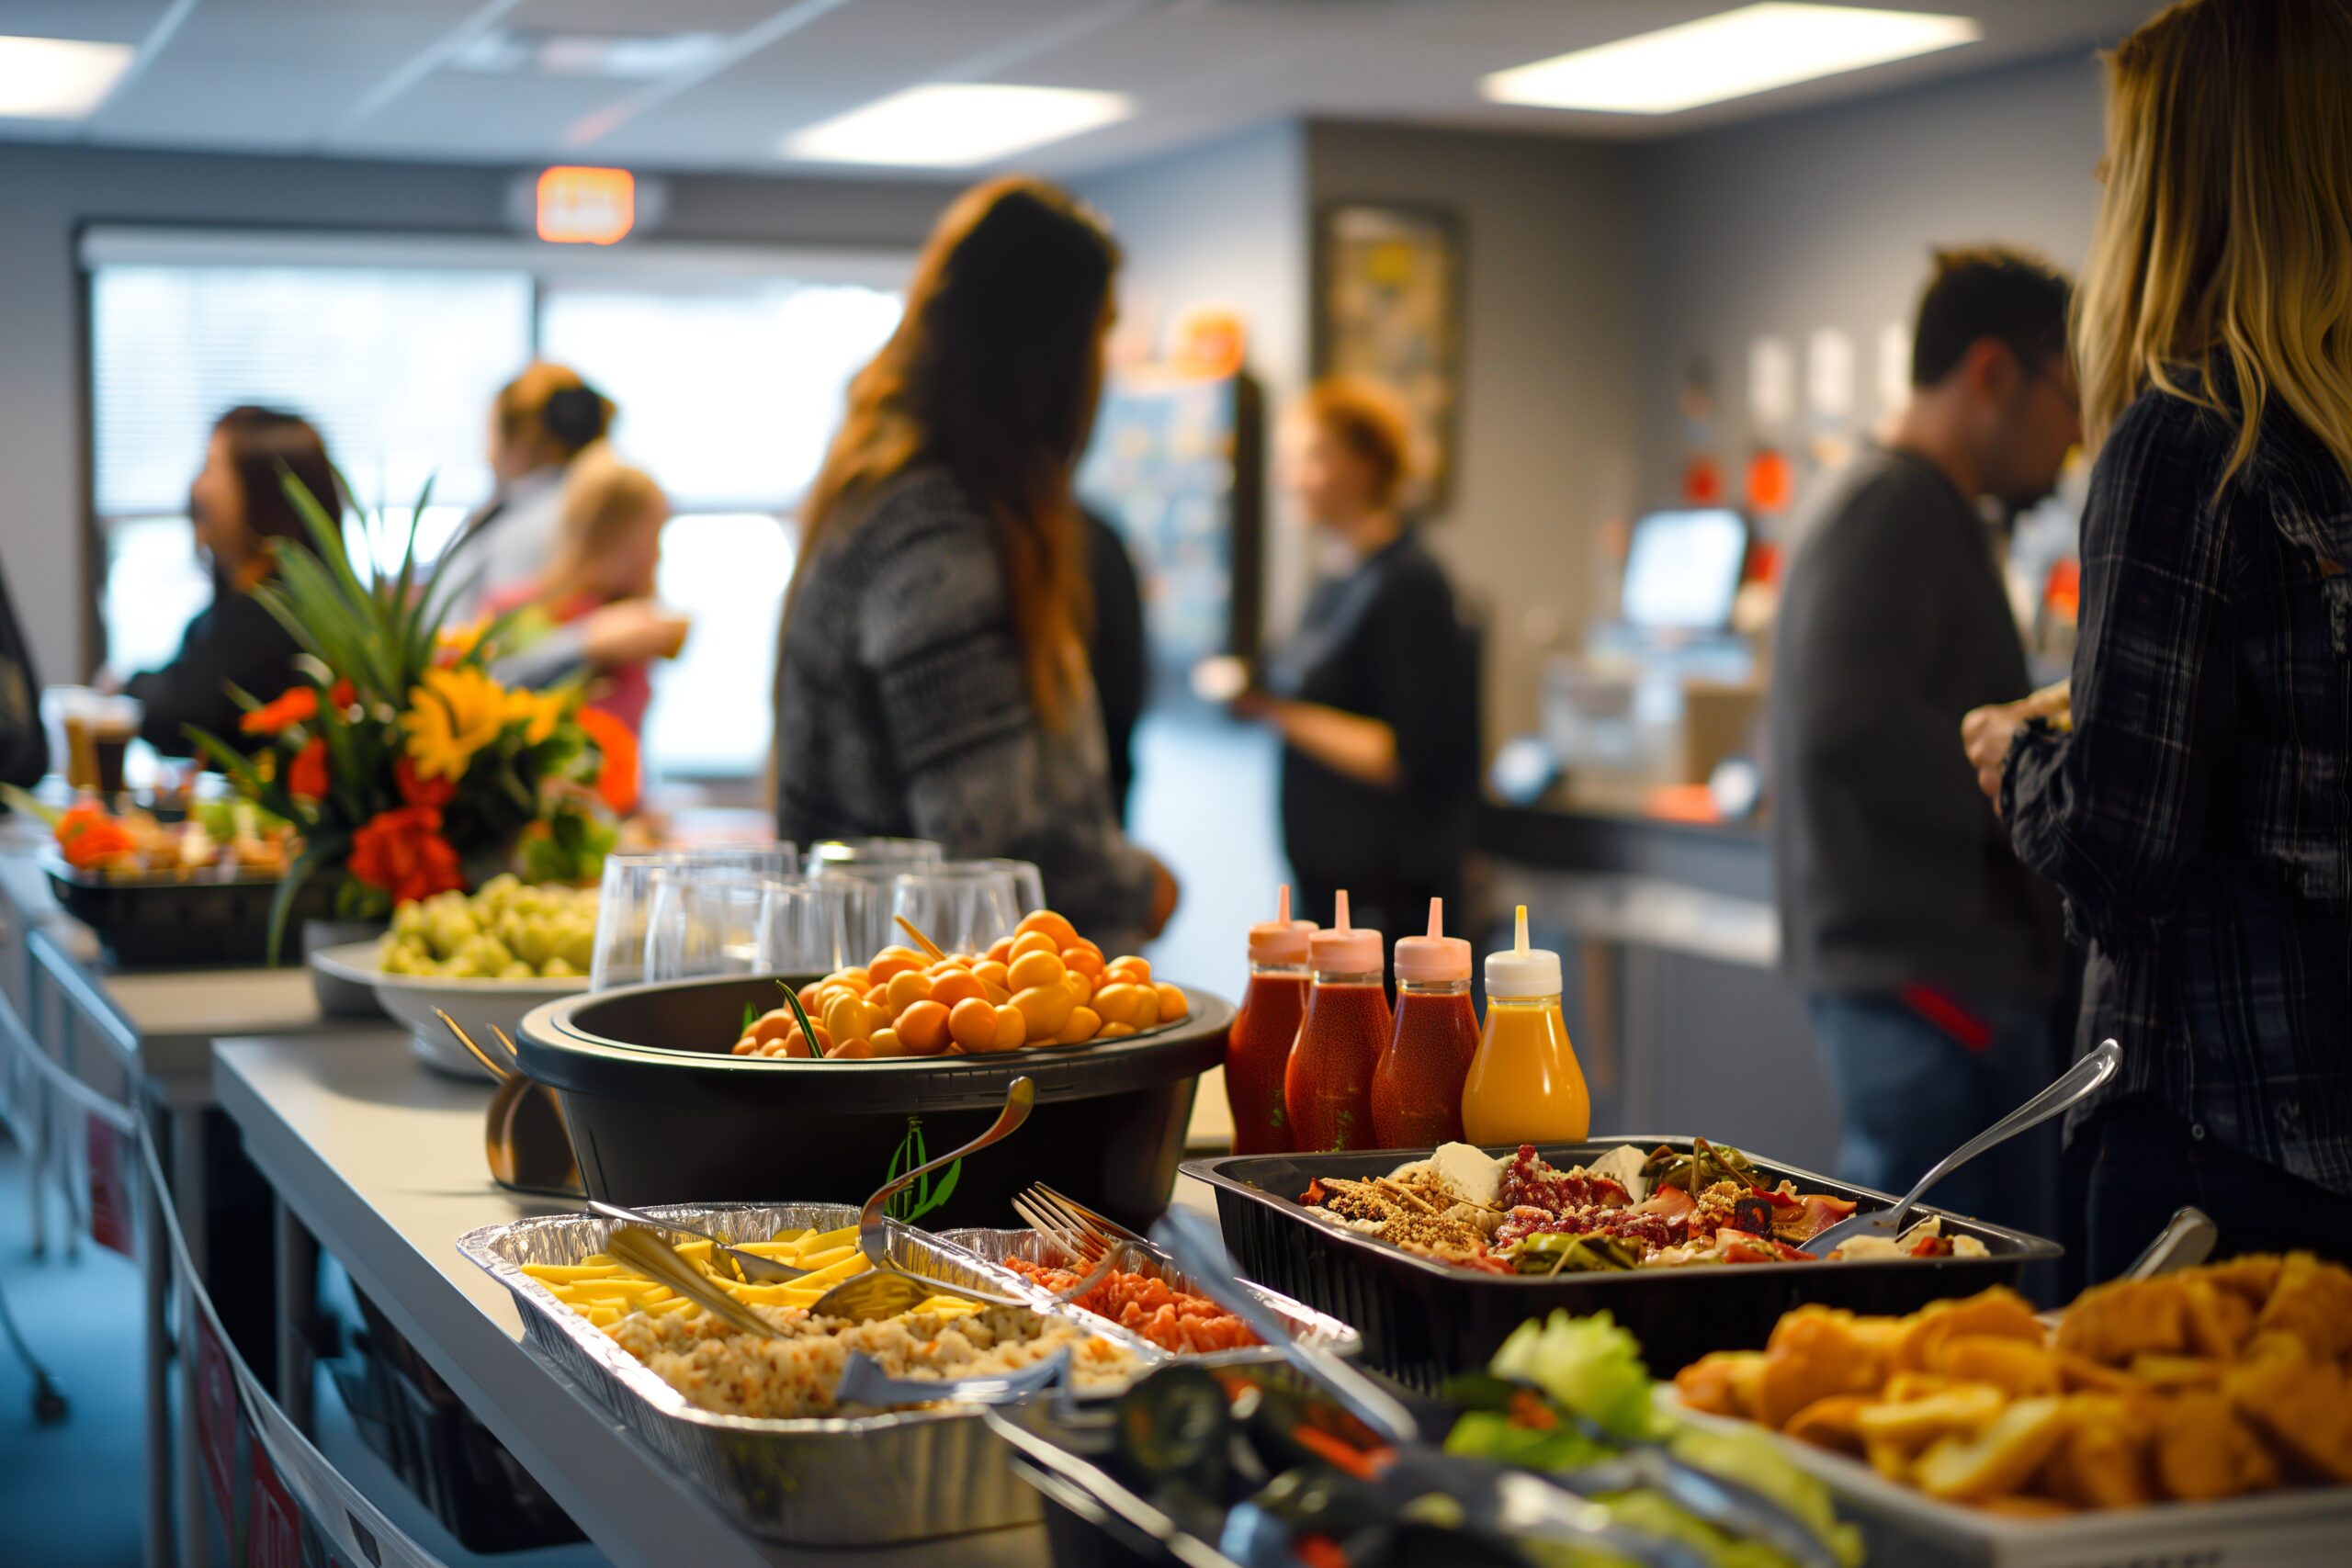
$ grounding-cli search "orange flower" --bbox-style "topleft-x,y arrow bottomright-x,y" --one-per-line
287,738 -> 329,803
576,707 -> 639,816
348,805 -> 465,906
393,757 -> 455,810
326,679 -> 356,711
240,685 -> 317,735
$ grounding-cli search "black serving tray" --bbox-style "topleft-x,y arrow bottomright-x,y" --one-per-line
44,860 -> 334,967
1182,1139 -> 2061,1393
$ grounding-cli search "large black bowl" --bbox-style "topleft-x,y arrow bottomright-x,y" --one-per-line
518,975 -> 1232,1229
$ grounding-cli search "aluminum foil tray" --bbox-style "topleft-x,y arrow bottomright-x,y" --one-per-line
456,1201 -> 1167,1547
938,1226 -> 1364,1369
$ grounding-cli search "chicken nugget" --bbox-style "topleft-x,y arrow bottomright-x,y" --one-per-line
2227,1348 -> 2352,1483
1783,1393 -> 1873,1456
1895,1287 -> 2044,1371
1930,1335 -> 2062,1396
2181,1277 -> 2256,1359
2055,1278 -> 2192,1366
1914,1396 -> 2073,1503
2253,1252 -> 2352,1363
1673,1351 -> 1761,1419
2196,1254 -> 2285,1307
2154,1392 -> 2280,1501
1756,1313 -> 1887,1429
2044,1396 -> 2154,1510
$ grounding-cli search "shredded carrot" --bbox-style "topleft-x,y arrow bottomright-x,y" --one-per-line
1288,1424 -> 1390,1481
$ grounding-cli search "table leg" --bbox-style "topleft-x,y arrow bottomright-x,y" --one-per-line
141,1114 -> 175,1568
274,1200 -> 317,1432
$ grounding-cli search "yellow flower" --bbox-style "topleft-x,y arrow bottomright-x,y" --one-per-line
401,666 -> 509,782
435,617 -> 491,661
503,686 -> 567,747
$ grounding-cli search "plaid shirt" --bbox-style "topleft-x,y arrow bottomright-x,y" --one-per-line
2005,372 -> 2352,1193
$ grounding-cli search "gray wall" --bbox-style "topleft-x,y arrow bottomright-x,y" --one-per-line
0,141 -> 958,684
1306,120 -> 1645,744
1631,51 -> 2110,504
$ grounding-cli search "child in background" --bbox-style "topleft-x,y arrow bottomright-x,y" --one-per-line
486,452 -> 681,737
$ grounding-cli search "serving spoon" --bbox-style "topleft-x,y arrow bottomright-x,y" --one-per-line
1807,1036 -> 2120,1258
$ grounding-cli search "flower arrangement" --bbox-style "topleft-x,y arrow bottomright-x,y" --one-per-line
187,476 -> 635,953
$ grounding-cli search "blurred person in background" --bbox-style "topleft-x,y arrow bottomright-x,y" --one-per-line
1083,505 -> 1147,823
0,555 -> 44,788
457,362 -> 615,609
1235,376 -> 1476,938
1966,0 -> 2352,1276
1770,249 -> 2079,1240
772,176 -> 1178,953
120,406 -> 338,756
484,451 -> 683,739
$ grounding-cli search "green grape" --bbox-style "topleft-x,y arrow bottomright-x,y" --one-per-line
540,954 -> 580,978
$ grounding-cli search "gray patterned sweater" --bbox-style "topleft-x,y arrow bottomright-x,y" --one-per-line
772,466 -> 1156,952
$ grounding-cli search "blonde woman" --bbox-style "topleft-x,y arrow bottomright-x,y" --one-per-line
486,454 -> 684,737
1963,0 -> 2352,1276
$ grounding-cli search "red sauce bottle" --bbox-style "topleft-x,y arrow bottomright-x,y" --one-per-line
1372,897 -> 1479,1147
1225,886 -> 1317,1155
1283,891 -> 1390,1153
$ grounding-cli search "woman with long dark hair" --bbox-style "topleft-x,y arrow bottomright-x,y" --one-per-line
122,405 -> 339,755
1965,0 -> 2352,1275
773,176 -> 1176,951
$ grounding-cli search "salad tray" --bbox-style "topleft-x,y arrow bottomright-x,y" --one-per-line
937,1226 -> 1365,1370
1670,1400 -> 2352,1568
458,1201 -> 1169,1547
44,857 -> 334,967
1183,1140 -> 2059,1393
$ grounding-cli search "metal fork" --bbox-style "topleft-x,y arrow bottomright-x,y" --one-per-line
1015,1182 -> 1159,1269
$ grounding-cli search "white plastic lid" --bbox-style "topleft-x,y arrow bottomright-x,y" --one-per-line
1485,905 -> 1562,998
1307,890 -> 1383,975
1248,884 -> 1317,964
1394,897 -> 1471,984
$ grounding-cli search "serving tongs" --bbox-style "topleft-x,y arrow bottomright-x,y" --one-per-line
1148,1208 -> 1839,1568
814,1077 -> 1114,1322
586,1200 -> 810,1285
435,1010 -> 582,1199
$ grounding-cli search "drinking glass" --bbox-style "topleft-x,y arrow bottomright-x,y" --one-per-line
888,862 -> 1025,959
974,858 -> 1046,922
754,878 -> 862,976
591,843 -> 797,990
803,837 -> 944,875
642,871 -> 770,985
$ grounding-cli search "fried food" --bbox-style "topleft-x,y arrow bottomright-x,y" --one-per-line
1914,1396 -> 2072,1502
1756,1311 -> 1888,1428
2180,1277 -> 2256,1359
1854,1384 -> 2007,1452
2042,1396 -> 2153,1510
1673,1350 -> 1760,1418
2054,1278 -> 2191,1365
2227,1348 -> 2352,1483
2154,1392 -> 2279,1502
2254,1251 -> 2352,1362
1895,1287 -> 2043,1371
1782,1393 -> 1872,1456
1928,1334 -> 2061,1396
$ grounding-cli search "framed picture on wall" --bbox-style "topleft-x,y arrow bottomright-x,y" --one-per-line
1313,202 -> 1464,512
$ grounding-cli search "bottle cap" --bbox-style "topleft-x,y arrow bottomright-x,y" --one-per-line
1247,884 -> 1317,964
1306,890 -> 1383,975
1485,905 -> 1562,998
1393,897 -> 1470,984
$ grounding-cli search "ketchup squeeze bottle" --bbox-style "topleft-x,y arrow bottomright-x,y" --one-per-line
1461,905 -> 1589,1145
1283,892 -> 1390,1152
1371,898 -> 1479,1147
1225,886 -> 1317,1155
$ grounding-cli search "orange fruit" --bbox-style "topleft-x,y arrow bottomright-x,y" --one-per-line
884,970 -> 933,1016
867,1027 -> 904,1057
1152,982 -> 1189,1023
1009,930 -> 1060,960
947,997 -> 999,1051
985,936 -> 1016,965
867,952 -> 922,985
1012,983 -> 1076,1038
1060,945 -> 1106,980
1016,910 -> 1080,950
1104,956 -> 1152,987
1008,949 -> 1067,992
990,1004 -> 1028,1052
929,969 -> 986,1009
1091,982 -> 1148,1028
897,1000 -> 952,1055
1055,1006 -> 1102,1045
1099,1022 -> 1138,1040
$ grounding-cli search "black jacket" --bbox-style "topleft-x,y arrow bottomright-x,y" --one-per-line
1083,509 -> 1147,824
1769,446 -> 2063,999
124,579 -> 305,757
0,559 -> 44,788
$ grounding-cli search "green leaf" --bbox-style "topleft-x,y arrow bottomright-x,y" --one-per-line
905,1158 -> 960,1222
266,832 -> 347,964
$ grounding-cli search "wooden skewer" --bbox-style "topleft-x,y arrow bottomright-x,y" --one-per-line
893,913 -> 949,963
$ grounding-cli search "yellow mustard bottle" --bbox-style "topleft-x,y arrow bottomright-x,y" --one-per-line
1460,905 -> 1589,1145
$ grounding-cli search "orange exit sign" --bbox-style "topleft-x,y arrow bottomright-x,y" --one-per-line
536,166 -> 635,244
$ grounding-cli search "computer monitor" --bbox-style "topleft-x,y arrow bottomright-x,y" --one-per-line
1620,508 -> 1749,633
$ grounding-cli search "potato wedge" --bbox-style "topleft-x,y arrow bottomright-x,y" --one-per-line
1914,1396 -> 2072,1503
1757,1313 -> 1887,1428
1856,1383 -> 2007,1452
1896,1288 -> 2044,1371
2155,1391 -> 2279,1501
1673,1351 -> 1760,1418
2056,1279 -> 2191,1366
2044,1396 -> 2154,1510
2253,1252 -> 2352,1362
1784,1393 -> 1873,1456
2227,1348 -> 2352,1483
1930,1334 -> 2061,1396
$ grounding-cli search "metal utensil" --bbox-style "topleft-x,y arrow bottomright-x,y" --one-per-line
586,1200 -> 810,1284
1150,1210 -> 1822,1568
2123,1206 -> 2217,1280
836,1345 -> 1070,1409
1020,1181 -> 1158,1265
808,1077 -> 1046,1321
605,1225 -> 775,1337
435,1009 -> 513,1081
1808,1037 -> 2121,1258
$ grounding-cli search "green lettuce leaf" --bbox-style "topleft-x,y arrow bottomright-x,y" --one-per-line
1487,1310 -> 1657,1439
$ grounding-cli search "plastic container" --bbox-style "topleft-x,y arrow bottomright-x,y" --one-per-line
1371,897 -> 1479,1147
1224,886 -> 1315,1155
1183,1140 -> 2062,1393
1281,892 -> 1389,1153
515,974 -> 1231,1228
43,860 -> 337,967
1461,905 -> 1589,1145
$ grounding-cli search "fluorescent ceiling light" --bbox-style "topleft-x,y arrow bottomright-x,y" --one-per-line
451,29 -> 727,80
0,35 -> 135,118
1481,4 -> 1981,116
784,83 -> 1132,167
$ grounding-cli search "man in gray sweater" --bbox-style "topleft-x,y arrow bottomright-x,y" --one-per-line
1770,248 -> 2076,1236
